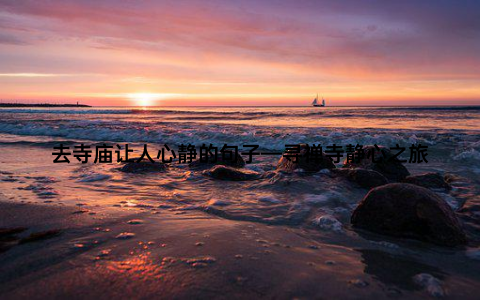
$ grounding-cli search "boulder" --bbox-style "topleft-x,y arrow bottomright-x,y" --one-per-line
203,165 -> 261,181
189,154 -> 246,169
402,172 -> 451,191
343,145 -> 410,181
276,144 -> 335,173
333,168 -> 388,189
119,161 -> 167,173
351,183 -> 466,246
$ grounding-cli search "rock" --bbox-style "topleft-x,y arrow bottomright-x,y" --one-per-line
189,154 -> 246,169
333,168 -> 388,188
184,256 -> 217,268
115,232 -> 136,239
343,145 -> 410,181
127,219 -> 143,225
119,160 -> 166,173
97,249 -> 112,258
203,165 -> 261,181
276,144 -> 335,173
351,183 -> 466,246
348,279 -> 369,288
403,173 -> 451,191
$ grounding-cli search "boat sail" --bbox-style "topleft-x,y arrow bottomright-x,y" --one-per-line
312,94 -> 325,107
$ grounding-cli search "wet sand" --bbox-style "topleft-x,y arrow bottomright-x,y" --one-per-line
1,197 -> 480,299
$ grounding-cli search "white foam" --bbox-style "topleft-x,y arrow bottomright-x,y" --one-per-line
312,215 -> 343,232
413,273 -> 444,297
0,119 -> 443,152
304,191 -> 346,205
453,149 -> 480,161
370,240 -> 400,249
304,194 -> 330,205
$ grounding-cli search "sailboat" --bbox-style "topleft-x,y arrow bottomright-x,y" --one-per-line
312,94 -> 326,107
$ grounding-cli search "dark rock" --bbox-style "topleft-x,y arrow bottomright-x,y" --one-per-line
333,168 -> 388,189
343,145 -> 410,181
351,183 -> 466,246
276,144 -> 335,173
189,154 -> 246,169
403,173 -> 451,191
203,165 -> 261,181
119,161 -> 167,173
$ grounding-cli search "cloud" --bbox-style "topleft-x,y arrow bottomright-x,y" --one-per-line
0,32 -> 29,45
1,1 -> 478,78
0,0 -> 479,104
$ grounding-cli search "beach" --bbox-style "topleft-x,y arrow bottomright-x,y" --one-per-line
1,106 -> 480,299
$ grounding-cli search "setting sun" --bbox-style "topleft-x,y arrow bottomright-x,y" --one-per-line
127,93 -> 186,106
128,93 -> 159,106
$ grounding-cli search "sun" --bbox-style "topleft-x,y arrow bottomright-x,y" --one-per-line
128,93 -> 159,106
127,92 -> 185,106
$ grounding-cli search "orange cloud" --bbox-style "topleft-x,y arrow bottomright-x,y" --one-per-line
0,0 -> 479,105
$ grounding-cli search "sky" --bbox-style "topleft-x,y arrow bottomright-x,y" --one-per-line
0,0 -> 479,106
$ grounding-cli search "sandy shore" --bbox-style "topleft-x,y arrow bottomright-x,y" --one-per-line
1,196 -> 480,300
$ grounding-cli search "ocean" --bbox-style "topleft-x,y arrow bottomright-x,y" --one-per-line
0,106 -> 480,297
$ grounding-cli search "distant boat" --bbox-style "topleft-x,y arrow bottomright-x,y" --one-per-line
312,94 -> 326,107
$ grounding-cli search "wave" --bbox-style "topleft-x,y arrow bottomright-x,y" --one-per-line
0,121 -> 437,151
2,107 -> 478,120
382,106 -> 480,111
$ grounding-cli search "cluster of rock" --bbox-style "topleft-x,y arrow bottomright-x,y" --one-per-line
239,144 -> 466,246
117,144 -> 467,247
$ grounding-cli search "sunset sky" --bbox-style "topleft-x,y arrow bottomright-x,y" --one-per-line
0,0 -> 479,106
